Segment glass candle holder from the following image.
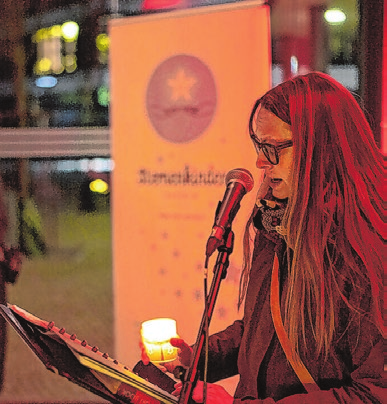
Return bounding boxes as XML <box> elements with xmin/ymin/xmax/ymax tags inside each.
<box><xmin>141</xmin><ymin>318</ymin><xmax>178</xmax><ymax>363</ymax></box>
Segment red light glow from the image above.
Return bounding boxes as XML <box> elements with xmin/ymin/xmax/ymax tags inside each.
<box><xmin>142</xmin><ymin>0</ymin><xmax>183</xmax><ymax>10</ymax></box>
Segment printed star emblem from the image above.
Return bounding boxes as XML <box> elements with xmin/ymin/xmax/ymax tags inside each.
<box><xmin>175</xmin><ymin>289</ymin><xmax>182</xmax><ymax>298</ymax></box>
<box><xmin>168</xmin><ymin>68</ymin><xmax>196</xmax><ymax>101</ymax></box>
<box><xmin>217</xmin><ymin>306</ymin><xmax>227</xmax><ymax>319</ymax></box>
<box><xmin>159</xmin><ymin>267</ymin><xmax>167</xmax><ymax>276</ymax></box>
<box><xmin>193</xmin><ymin>289</ymin><xmax>202</xmax><ymax>301</ymax></box>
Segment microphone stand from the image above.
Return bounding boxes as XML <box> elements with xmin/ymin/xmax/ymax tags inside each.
<box><xmin>178</xmin><ymin>228</ymin><xmax>234</xmax><ymax>404</ymax></box>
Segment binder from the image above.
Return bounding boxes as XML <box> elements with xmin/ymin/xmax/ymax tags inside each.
<box><xmin>0</xmin><ymin>303</ymin><xmax>177</xmax><ymax>404</ymax></box>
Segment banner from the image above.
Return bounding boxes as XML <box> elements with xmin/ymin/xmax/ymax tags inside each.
<box><xmin>109</xmin><ymin>0</ymin><xmax>270</xmax><ymax>392</ymax></box>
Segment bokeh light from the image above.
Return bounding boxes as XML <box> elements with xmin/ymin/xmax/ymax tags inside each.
<box><xmin>89</xmin><ymin>179</ymin><xmax>109</xmax><ymax>194</ymax></box>
<box><xmin>61</xmin><ymin>21</ymin><xmax>79</xmax><ymax>41</ymax></box>
<box><xmin>324</xmin><ymin>9</ymin><xmax>346</xmax><ymax>25</ymax></box>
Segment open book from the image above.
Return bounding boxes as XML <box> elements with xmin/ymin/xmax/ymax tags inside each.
<box><xmin>0</xmin><ymin>303</ymin><xmax>178</xmax><ymax>404</ymax></box>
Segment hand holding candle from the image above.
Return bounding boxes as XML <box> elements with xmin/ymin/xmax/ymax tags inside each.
<box><xmin>141</xmin><ymin>318</ymin><xmax>179</xmax><ymax>363</ymax></box>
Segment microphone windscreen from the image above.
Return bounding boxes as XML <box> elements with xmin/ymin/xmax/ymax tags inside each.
<box><xmin>225</xmin><ymin>168</ymin><xmax>254</xmax><ymax>193</ymax></box>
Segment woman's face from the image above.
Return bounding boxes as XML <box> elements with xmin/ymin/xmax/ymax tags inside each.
<box><xmin>253</xmin><ymin>107</ymin><xmax>294</xmax><ymax>199</ymax></box>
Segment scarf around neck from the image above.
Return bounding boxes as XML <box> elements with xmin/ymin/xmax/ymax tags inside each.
<box><xmin>253</xmin><ymin>188</ymin><xmax>287</xmax><ymax>243</ymax></box>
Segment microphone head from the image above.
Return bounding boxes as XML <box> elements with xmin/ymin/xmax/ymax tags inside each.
<box><xmin>225</xmin><ymin>168</ymin><xmax>254</xmax><ymax>193</ymax></box>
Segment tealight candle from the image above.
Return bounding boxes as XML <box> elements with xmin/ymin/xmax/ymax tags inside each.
<box><xmin>141</xmin><ymin>318</ymin><xmax>178</xmax><ymax>363</ymax></box>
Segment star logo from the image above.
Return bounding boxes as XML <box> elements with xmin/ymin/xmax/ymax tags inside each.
<box><xmin>168</xmin><ymin>68</ymin><xmax>197</xmax><ymax>102</ymax></box>
<box><xmin>146</xmin><ymin>54</ymin><xmax>217</xmax><ymax>143</ymax></box>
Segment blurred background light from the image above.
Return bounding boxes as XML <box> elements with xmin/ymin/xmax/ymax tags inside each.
<box><xmin>90</xmin><ymin>178</ymin><xmax>109</xmax><ymax>194</ymax></box>
<box><xmin>324</xmin><ymin>9</ymin><xmax>347</xmax><ymax>25</ymax></box>
<box><xmin>61</xmin><ymin>21</ymin><xmax>79</xmax><ymax>41</ymax></box>
<box><xmin>290</xmin><ymin>55</ymin><xmax>298</xmax><ymax>75</ymax></box>
<box><xmin>97</xmin><ymin>85</ymin><xmax>110</xmax><ymax>107</ymax></box>
<box><xmin>96</xmin><ymin>33</ymin><xmax>110</xmax><ymax>52</ymax></box>
<box><xmin>143</xmin><ymin>0</ymin><xmax>183</xmax><ymax>10</ymax></box>
<box><xmin>35</xmin><ymin>75</ymin><xmax>57</xmax><ymax>88</ymax></box>
<box><xmin>35</xmin><ymin>58</ymin><xmax>52</xmax><ymax>74</ymax></box>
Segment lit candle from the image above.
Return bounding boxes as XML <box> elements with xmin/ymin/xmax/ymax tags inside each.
<box><xmin>141</xmin><ymin>318</ymin><xmax>178</xmax><ymax>363</ymax></box>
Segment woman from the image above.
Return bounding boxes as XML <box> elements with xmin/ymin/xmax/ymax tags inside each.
<box><xmin>143</xmin><ymin>72</ymin><xmax>385</xmax><ymax>403</ymax></box>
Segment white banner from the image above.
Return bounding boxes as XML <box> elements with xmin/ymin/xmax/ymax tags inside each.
<box><xmin>109</xmin><ymin>0</ymin><xmax>270</xmax><ymax>393</ymax></box>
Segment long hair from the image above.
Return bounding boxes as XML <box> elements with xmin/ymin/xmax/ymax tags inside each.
<box><xmin>239</xmin><ymin>72</ymin><xmax>385</xmax><ymax>357</ymax></box>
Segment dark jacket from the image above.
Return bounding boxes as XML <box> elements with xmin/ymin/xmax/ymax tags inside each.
<box><xmin>202</xmin><ymin>230</ymin><xmax>384</xmax><ymax>403</ymax></box>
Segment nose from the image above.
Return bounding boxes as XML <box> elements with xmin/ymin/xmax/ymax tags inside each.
<box><xmin>255</xmin><ymin>149</ymin><xmax>271</xmax><ymax>169</ymax></box>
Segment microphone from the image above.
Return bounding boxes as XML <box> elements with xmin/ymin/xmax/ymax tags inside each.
<box><xmin>205</xmin><ymin>168</ymin><xmax>254</xmax><ymax>258</ymax></box>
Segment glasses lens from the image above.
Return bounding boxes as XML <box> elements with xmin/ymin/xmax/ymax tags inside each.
<box><xmin>263</xmin><ymin>145</ymin><xmax>277</xmax><ymax>165</ymax></box>
<box><xmin>251</xmin><ymin>137</ymin><xmax>261</xmax><ymax>154</ymax></box>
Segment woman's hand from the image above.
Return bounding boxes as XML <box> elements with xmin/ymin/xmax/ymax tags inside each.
<box><xmin>140</xmin><ymin>337</ymin><xmax>193</xmax><ymax>374</ymax></box>
<box><xmin>173</xmin><ymin>381</ymin><xmax>233</xmax><ymax>404</ymax></box>
<box><xmin>169</xmin><ymin>337</ymin><xmax>192</xmax><ymax>368</ymax></box>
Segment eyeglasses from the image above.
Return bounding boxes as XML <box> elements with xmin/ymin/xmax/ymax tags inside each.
<box><xmin>250</xmin><ymin>133</ymin><xmax>293</xmax><ymax>165</ymax></box>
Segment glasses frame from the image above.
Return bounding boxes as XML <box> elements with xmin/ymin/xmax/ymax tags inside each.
<box><xmin>250</xmin><ymin>133</ymin><xmax>293</xmax><ymax>165</ymax></box>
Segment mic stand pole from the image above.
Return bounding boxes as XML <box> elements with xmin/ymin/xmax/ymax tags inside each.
<box><xmin>178</xmin><ymin>229</ymin><xmax>234</xmax><ymax>404</ymax></box>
